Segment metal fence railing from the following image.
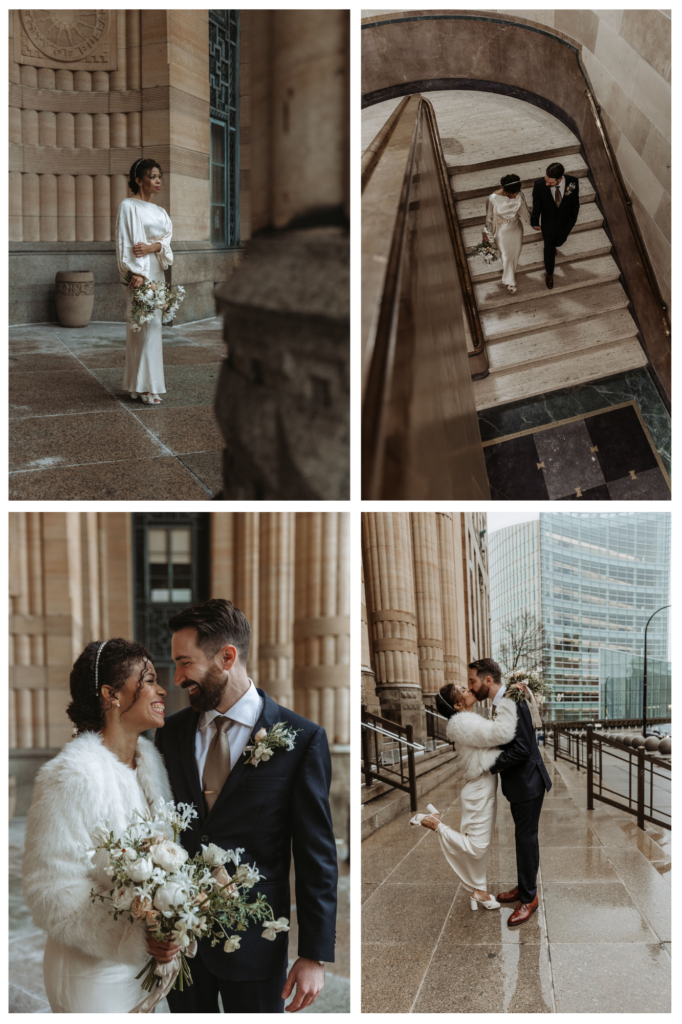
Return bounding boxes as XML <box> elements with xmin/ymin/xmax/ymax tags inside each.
<box><xmin>361</xmin><ymin>708</ymin><xmax>423</xmax><ymax>811</ymax></box>
<box><xmin>425</xmin><ymin>707</ymin><xmax>451</xmax><ymax>746</ymax></box>
<box><xmin>548</xmin><ymin>719</ymin><xmax>671</xmax><ymax>831</ymax></box>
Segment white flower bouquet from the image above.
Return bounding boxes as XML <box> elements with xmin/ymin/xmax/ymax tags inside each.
<box><xmin>468</xmin><ymin>239</ymin><xmax>500</xmax><ymax>264</ymax></box>
<box><xmin>244</xmin><ymin>722</ymin><xmax>301</xmax><ymax>767</ymax></box>
<box><xmin>504</xmin><ymin>669</ymin><xmax>551</xmax><ymax>704</ymax></box>
<box><xmin>89</xmin><ymin>799</ymin><xmax>285</xmax><ymax>1004</ymax></box>
<box><xmin>122</xmin><ymin>271</ymin><xmax>185</xmax><ymax>332</ymax></box>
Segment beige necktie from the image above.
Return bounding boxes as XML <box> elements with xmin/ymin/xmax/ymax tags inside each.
<box><xmin>555</xmin><ymin>184</ymin><xmax>562</xmax><ymax>207</ymax></box>
<box><xmin>202</xmin><ymin>716</ymin><xmax>231</xmax><ymax>812</ymax></box>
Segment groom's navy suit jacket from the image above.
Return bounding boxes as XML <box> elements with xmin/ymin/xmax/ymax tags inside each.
<box><xmin>155</xmin><ymin>690</ymin><xmax>338</xmax><ymax>981</ymax></box>
<box><xmin>489</xmin><ymin>700</ymin><xmax>552</xmax><ymax>803</ymax></box>
<box><xmin>530</xmin><ymin>173</ymin><xmax>580</xmax><ymax>242</ymax></box>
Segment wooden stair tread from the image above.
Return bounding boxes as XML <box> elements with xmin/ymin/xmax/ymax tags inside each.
<box><xmin>469</xmin><ymin>227</ymin><xmax>612</xmax><ymax>282</ymax></box>
<box><xmin>452</xmin><ymin>154</ymin><xmax>588</xmax><ymax>200</ymax></box>
<box><xmin>480</xmin><ymin>280</ymin><xmax>631</xmax><ymax>342</ymax></box>
<box><xmin>476</xmin><ymin>254</ymin><xmax>620</xmax><ymax>311</ymax></box>
<box><xmin>455</xmin><ymin>181</ymin><xmax>596</xmax><ymax>226</ymax></box>
<box><xmin>485</xmin><ymin>307</ymin><xmax>639</xmax><ymax>373</ymax></box>
<box><xmin>445</xmin><ymin>141</ymin><xmax>580</xmax><ymax>176</ymax></box>
<box><xmin>462</xmin><ymin>203</ymin><xmax>604</xmax><ymax>250</ymax></box>
<box><xmin>474</xmin><ymin>337</ymin><xmax>648</xmax><ymax>410</ymax></box>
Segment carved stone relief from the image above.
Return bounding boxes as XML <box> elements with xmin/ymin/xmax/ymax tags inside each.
<box><xmin>14</xmin><ymin>10</ymin><xmax>117</xmax><ymax>71</ymax></box>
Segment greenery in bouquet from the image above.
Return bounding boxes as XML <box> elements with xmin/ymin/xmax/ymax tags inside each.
<box><xmin>468</xmin><ymin>239</ymin><xmax>500</xmax><ymax>263</ymax></box>
<box><xmin>504</xmin><ymin>669</ymin><xmax>551</xmax><ymax>706</ymax></box>
<box><xmin>122</xmin><ymin>271</ymin><xmax>185</xmax><ymax>332</ymax></box>
<box><xmin>89</xmin><ymin>800</ymin><xmax>285</xmax><ymax>994</ymax></box>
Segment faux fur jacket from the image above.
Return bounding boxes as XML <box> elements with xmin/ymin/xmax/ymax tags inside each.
<box><xmin>447</xmin><ymin>700</ymin><xmax>518</xmax><ymax>781</ymax></box>
<box><xmin>22</xmin><ymin>731</ymin><xmax>173</xmax><ymax>966</ymax></box>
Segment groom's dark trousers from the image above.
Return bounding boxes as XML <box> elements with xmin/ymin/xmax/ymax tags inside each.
<box><xmin>489</xmin><ymin>700</ymin><xmax>552</xmax><ymax>904</ymax></box>
<box><xmin>156</xmin><ymin>690</ymin><xmax>338</xmax><ymax>1014</ymax></box>
<box><xmin>530</xmin><ymin>174</ymin><xmax>580</xmax><ymax>276</ymax></box>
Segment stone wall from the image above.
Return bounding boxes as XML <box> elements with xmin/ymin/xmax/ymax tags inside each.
<box><xmin>8</xmin><ymin>9</ymin><xmax>246</xmax><ymax>324</ymax></box>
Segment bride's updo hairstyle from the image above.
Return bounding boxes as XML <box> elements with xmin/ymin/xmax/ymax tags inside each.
<box><xmin>435</xmin><ymin>683</ymin><xmax>465</xmax><ymax>719</ymax></box>
<box><xmin>67</xmin><ymin>638</ymin><xmax>152</xmax><ymax>735</ymax></box>
<box><xmin>128</xmin><ymin>158</ymin><xmax>163</xmax><ymax>196</ymax></box>
<box><xmin>500</xmin><ymin>173</ymin><xmax>522</xmax><ymax>194</ymax></box>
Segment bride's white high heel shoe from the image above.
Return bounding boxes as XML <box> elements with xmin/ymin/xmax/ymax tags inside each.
<box><xmin>470</xmin><ymin>890</ymin><xmax>501</xmax><ymax>911</ymax></box>
<box><xmin>129</xmin><ymin>392</ymin><xmax>138</xmax><ymax>400</ymax></box>
<box><xmin>141</xmin><ymin>393</ymin><xmax>162</xmax><ymax>405</ymax></box>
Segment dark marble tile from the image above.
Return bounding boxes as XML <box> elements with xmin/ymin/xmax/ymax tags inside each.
<box><xmin>484</xmin><ymin>433</ymin><xmax>549</xmax><ymax>500</ymax></box>
<box><xmin>9</xmin><ymin>456</ymin><xmax>212</xmax><ymax>500</ymax></box>
<box><xmin>585</xmin><ymin>404</ymin><xmax>659</xmax><ymax>481</ymax></box>
<box><xmin>607</xmin><ymin>467</ymin><xmax>671</xmax><ymax>499</ymax></box>
<box><xmin>534</xmin><ymin>419</ymin><xmax>606</xmax><ymax>499</ymax></box>
<box><xmin>9</xmin><ymin>411</ymin><xmax>167</xmax><ymax>472</ymax></box>
<box><xmin>560</xmin><ymin>482</ymin><xmax>611</xmax><ymax>500</ymax></box>
<box><xmin>135</xmin><ymin>405</ymin><xmax>223</xmax><ymax>454</ymax></box>
<box><xmin>9</xmin><ymin>369</ymin><xmax>118</xmax><ymax>419</ymax></box>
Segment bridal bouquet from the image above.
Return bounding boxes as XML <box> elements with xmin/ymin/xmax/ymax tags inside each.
<box><xmin>468</xmin><ymin>239</ymin><xmax>500</xmax><ymax>263</ymax></box>
<box><xmin>122</xmin><ymin>271</ymin><xmax>186</xmax><ymax>331</ymax></box>
<box><xmin>504</xmin><ymin>669</ymin><xmax>551</xmax><ymax>705</ymax></box>
<box><xmin>89</xmin><ymin>799</ymin><xmax>285</xmax><ymax>1006</ymax></box>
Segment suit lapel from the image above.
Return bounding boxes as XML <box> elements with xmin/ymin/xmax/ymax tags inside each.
<box><xmin>204</xmin><ymin>690</ymin><xmax>281</xmax><ymax>825</ymax></box>
<box><xmin>180</xmin><ymin>709</ymin><xmax>205</xmax><ymax>818</ymax></box>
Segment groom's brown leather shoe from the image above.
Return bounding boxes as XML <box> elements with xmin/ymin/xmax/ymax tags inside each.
<box><xmin>545</xmin><ymin>273</ymin><xmax>554</xmax><ymax>289</ymax></box>
<box><xmin>496</xmin><ymin>886</ymin><xmax>519</xmax><ymax>903</ymax></box>
<box><xmin>508</xmin><ymin>895</ymin><xmax>539</xmax><ymax>926</ymax></box>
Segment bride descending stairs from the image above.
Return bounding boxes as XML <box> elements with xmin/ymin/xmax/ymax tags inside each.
<box><xmin>450</xmin><ymin>133</ymin><xmax>647</xmax><ymax>410</ymax></box>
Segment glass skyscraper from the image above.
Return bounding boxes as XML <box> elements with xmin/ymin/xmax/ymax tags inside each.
<box><xmin>490</xmin><ymin>513</ymin><xmax>670</xmax><ymax>721</ymax></box>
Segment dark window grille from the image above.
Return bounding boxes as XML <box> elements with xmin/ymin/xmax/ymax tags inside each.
<box><xmin>209</xmin><ymin>10</ymin><xmax>240</xmax><ymax>246</ymax></box>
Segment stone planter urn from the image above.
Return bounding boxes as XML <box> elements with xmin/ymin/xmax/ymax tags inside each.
<box><xmin>55</xmin><ymin>270</ymin><xmax>95</xmax><ymax>327</ymax></box>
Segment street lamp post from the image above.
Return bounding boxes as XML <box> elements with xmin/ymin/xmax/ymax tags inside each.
<box><xmin>642</xmin><ymin>604</ymin><xmax>670</xmax><ymax>738</ymax></box>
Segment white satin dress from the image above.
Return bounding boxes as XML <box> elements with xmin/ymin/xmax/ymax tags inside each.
<box><xmin>115</xmin><ymin>198</ymin><xmax>174</xmax><ymax>396</ymax></box>
<box><xmin>434</xmin><ymin>771</ymin><xmax>498</xmax><ymax>892</ymax></box>
<box><xmin>484</xmin><ymin>191</ymin><xmax>531</xmax><ymax>288</ymax></box>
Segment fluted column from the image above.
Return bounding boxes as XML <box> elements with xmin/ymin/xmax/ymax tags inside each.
<box><xmin>437</xmin><ymin>512</ymin><xmax>466</xmax><ymax>688</ymax></box>
<box><xmin>361</xmin><ymin>562</ymin><xmax>380</xmax><ymax>715</ymax></box>
<box><xmin>233</xmin><ymin>514</ymin><xmax>260</xmax><ymax>685</ymax></box>
<box><xmin>411</xmin><ymin>513</ymin><xmax>445</xmax><ymax>702</ymax></box>
<box><xmin>294</xmin><ymin>513</ymin><xmax>350</xmax><ymax>746</ymax></box>
<box><xmin>361</xmin><ymin>512</ymin><xmax>425</xmax><ymax>741</ymax></box>
<box><xmin>258</xmin><ymin>513</ymin><xmax>295</xmax><ymax>707</ymax></box>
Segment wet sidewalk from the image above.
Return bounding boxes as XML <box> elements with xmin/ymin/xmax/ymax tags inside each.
<box><xmin>362</xmin><ymin>750</ymin><xmax>670</xmax><ymax>1012</ymax></box>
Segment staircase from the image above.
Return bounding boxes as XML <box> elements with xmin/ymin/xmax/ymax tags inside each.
<box><xmin>361</xmin><ymin>744</ymin><xmax>461</xmax><ymax>839</ymax></box>
<box><xmin>451</xmin><ymin>146</ymin><xmax>647</xmax><ymax>409</ymax></box>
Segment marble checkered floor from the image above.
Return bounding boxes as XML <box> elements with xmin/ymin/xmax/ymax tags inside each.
<box><xmin>362</xmin><ymin>751</ymin><xmax>670</xmax><ymax>1013</ymax></box>
<box><xmin>9</xmin><ymin>818</ymin><xmax>350</xmax><ymax>1013</ymax></box>
<box><xmin>9</xmin><ymin>318</ymin><xmax>226</xmax><ymax>500</ymax></box>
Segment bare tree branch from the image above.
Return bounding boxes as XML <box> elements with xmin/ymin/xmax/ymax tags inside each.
<box><xmin>496</xmin><ymin>610</ymin><xmax>543</xmax><ymax>675</ymax></box>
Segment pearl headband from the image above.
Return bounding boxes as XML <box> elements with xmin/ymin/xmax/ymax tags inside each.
<box><xmin>94</xmin><ymin>641</ymin><xmax>108</xmax><ymax>693</ymax></box>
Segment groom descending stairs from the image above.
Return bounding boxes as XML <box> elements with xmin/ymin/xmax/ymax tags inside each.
<box><xmin>530</xmin><ymin>161</ymin><xmax>580</xmax><ymax>290</ymax></box>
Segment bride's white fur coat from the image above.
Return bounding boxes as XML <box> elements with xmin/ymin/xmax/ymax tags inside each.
<box><xmin>22</xmin><ymin>731</ymin><xmax>172</xmax><ymax>965</ymax></box>
<box><xmin>447</xmin><ymin>699</ymin><xmax>518</xmax><ymax>781</ymax></box>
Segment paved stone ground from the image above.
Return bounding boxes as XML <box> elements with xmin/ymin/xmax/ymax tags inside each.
<box><xmin>9</xmin><ymin>318</ymin><xmax>226</xmax><ymax>500</ymax></box>
<box><xmin>10</xmin><ymin>819</ymin><xmax>349</xmax><ymax>1013</ymax></box>
<box><xmin>362</xmin><ymin>751</ymin><xmax>670</xmax><ymax>1013</ymax></box>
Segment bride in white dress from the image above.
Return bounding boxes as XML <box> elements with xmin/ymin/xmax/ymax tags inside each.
<box><xmin>420</xmin><ymin>684</ymin><xmax>518</xmax><ymax>909</ymax></box>
<box><xmin>23</xmin><ymin>639</ymin><xmax>180</xmax><ymax>1013</ymax></box>
<box><xmin>482</xmin><ymin>173</ymin><xmax>531</xmax><ymax>295</ymax></box>
<box><xmin>116</xmin><ymin>159</ymin><xmax>174</xmax><ymax>405</ymax></box>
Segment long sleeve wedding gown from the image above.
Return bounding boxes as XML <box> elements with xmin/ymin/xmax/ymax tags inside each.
<box><xmin>483</xmin><ymin>191</ymin><xmax>531</xmax><ymax>289</ymax></box>
<box><xmin>116</xmin><ymin>198</ymin><xmax>174</xmax><ymax>396</ymax></box>
<box><xmin>434</xmin><ymin>700</ymin><xmax>518</xmax><ymax>892</ymax></box>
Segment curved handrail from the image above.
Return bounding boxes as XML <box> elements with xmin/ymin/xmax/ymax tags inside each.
<box><xmin>420</xmin><ymin>96</ymin><xmax>487</xmax><ymax>362</ymax></box>
<box><xmin>582</xmin><ymin>88</ymin><xmax>670</xmax><ymax>341</ymax></box>
<box><xmin>361</xmin><ymin>95</ymin><xmax>411</xmax><ymax>193</ymax></box>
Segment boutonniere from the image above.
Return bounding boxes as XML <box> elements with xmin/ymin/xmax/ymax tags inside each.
<box><xmin>244</xmin><ymin>722</ymin><xmax>301</xmax><ymax>767</ymax></box>
<box><xmin>565</xmin><ymin>182</ymin><xmax>576</xmax><ymax>194</ymax></box>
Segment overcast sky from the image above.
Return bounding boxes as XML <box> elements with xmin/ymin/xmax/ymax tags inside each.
<box><xmin>487</xmin><ymin>511</ymin><xmax>540</xmax><ymax>534</ymax></box>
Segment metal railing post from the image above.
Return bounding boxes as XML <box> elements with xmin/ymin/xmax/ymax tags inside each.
<box><xmin>406</xmin><ymin>723</ymin><xmax>418</xmax><ymax>812</ymax></box>
<box><xmin>361</xmin><ymin>709</ymin><xmax>373</xmax><ymax>788</ymax></box>
<box><xmin>587</xmin><ymin>726</ymin><xmax>594</xmax><ymax>810</ymax></box>
<box><xmin>553</xmin><ymin>724</ymin><xmax>558</xmax><ymax>761</ymax></box>
<box><xmin>636</xmin><ymin>746</ymin><xmax>645</xmax><ymax>831</ymax></box>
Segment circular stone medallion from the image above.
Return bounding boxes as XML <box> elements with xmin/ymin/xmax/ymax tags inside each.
<box><xmin>21</xmin><ymin>10</ymin><xmax>108</xmax><ymax>63</ymax></box>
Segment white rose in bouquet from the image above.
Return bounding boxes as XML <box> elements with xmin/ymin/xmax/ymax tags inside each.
<box><xmin>128</xmin><ymin>855</ymin><xmax>155</xmax><ymax>882</ymax></box>
<box><xmin>150</xmin><ymin>840</ymin><xmax>189</xmax><ymax>873</ymax></box>
<box><xmin>153</xmin><ymin>880</ymin><xmax>191</xmax><ymax>915</ymax></box>
<box><xmin>113</xmin><ymin>886</ymin><xmax>135</xmax><ymax>911</ymax></box>
<box><xmin>201</xmin><ymin>843</ymin><xmax>229</xmax><ymax>867</ymax></box>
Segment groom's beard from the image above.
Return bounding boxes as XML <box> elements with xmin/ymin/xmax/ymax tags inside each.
<box><xmin>182</xmin><ymin>663</ymin><xmax>228</xmax><ymax>712</ymax></box>
<box><xmin>472</xmin><ymin>681</ymin><xmax>490</xmax><ymax>701</ymax></box>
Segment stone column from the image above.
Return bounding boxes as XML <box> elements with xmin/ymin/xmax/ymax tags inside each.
<box><xmin>437</xmin><ymin>512</ymin><xmax>466</xmax><ymax>688</ymax></box>
<box><xmin>258</xmin><ymin>513</ymin><xmax>295</xmax><ymax>708</ymax></box>
<box><xmin>361</xmin><ymin>512</ymin><xmax>425</xmax><ymax>743</ymax></box>
<box><xmin>410</xmin><ymin>513</ymin><xmax>445</xmax><ymax>705</ymax></box>
<box><xmin>361</xmin><ymin>562</ymin><xmax>380</xmax><ymax>715</ymax></box>
<box><xmin>232</xmin><ymin>514</ymin><xmax>260</xmax><ymax>686</ymax></box>
<box><xmin>213</xmin><ymin>10</ymin><xmax>349</xmax><ymax>500</ymax></box>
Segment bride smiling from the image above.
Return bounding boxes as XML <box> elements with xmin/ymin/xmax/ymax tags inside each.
<box><xmin>22</xmin><ymin>639</ymin><xmax>180</xmax><ymax>1013</ymax></box>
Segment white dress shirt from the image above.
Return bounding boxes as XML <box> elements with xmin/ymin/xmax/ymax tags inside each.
<box><xmin>195</xmin><ymin>679</ymin><xmax>263</xmax><ymax>783</ymax></box>
<box><xmin>492</xmin><ymin>683</ymin><xmax>508</xmax><ymax>710</ymax></box>
<box><xmin>550</xmin><ymin>176</ymin><xmax>566</xmax><ymax>199</ymax></box>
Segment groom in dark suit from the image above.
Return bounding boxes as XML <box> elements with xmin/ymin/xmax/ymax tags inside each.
<box><xmin>530</xmin><ymin>160</ymin><xmax>580</xmax><ymax>289</ymax></box>
<box><xmin>467</xmin><ymin>658</ymin><xmax>551</xmax><ymax>926</ymax></box>
<box><xmin>153</xmin><ymin>598</ymin><xmax>338</xmax><ymax>1013</ymax></box>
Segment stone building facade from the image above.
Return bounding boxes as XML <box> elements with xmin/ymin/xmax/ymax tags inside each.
<box><xmin>9</xmin><ymin>511</ymin><xmax>350</xmax><ymax>840</ymax></box>
<box><xmin>361</xmin><ymin>511</ymin><xmax>490</xmax><ymax>744</ymax></box>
